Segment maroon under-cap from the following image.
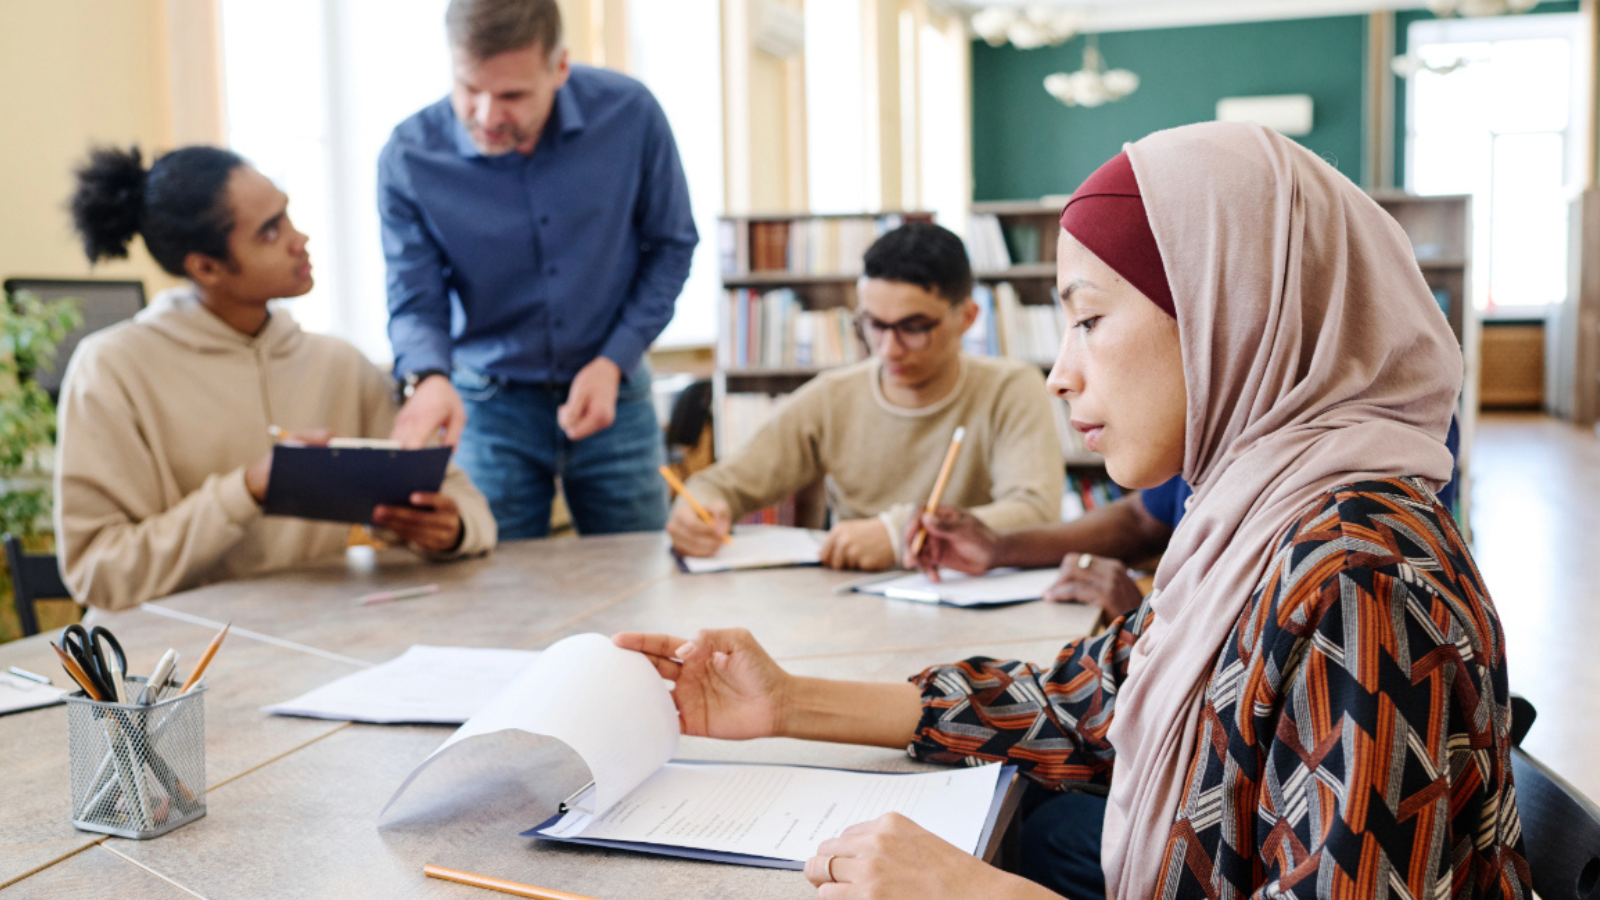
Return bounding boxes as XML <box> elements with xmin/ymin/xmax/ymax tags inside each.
<box><xmin>1058</xmin><ymin>151</ymin><xmax>1176</xmax><ymax>319</ymax></box>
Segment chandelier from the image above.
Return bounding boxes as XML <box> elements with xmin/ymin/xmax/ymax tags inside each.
<box><xmin>1392</xmin><ymin>0</ymin><xmax>1539</xmax><ymax>76</ymax></box>
<box><xmin>1425</xmin><ymin>0</ymin><xmax>1539</xmax><ymax>14</ymax></box>
<box><xmin>970</xmin><ymin>6</ymin><xmax>1080</xmax><ymax>50</ymax></box>
<box><xmin>1044</xmin><ymin>35</ymin><xmax>1139</xmax><ymax>108</ymax></box>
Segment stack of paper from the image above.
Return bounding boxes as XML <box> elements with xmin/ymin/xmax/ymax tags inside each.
<box><xmin>853</xmin><ymin>568</ymin><xmax>1059</xmax><ymax>607</ymax></box>
<box><xmin>264</xmin><ymin>646</ymin><xmax>540</xmax><ymax>724</ymax></box>
<box><xmin>679</xmin><ymin>525</ymin><xmax>824</xmax><ymax>574</ymax></box>
<box><xmin>0</xmin><ymin>671</ymin><xmax>66</xmax><ymax>716</ymax></box>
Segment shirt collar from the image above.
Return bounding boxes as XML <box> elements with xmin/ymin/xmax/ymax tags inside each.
<box><xmin>449</xmin><ymin>78</ymin><xmax>587</xmax><ymax>160</ymax></box>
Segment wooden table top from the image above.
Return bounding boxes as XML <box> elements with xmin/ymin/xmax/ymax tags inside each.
<box><xmin>0</xmin><ymin>534</ymin><xmax>1095</xmax><ymax>898</ymax></box>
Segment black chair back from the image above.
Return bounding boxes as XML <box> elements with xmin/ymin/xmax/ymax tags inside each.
<box><xmin>1512</xmin><ymin>747</ymin><xmax>1600</xmax><ymax>899</ymax></box>
<box><xmin>4</xmin><ymin>277</ymin><xmax>146</xmax><ymax>402</ymax></box>
<box><xmin>3</xmin><ymin>534</ymin><xmax>72</xmax><ymax>638</ymax></box>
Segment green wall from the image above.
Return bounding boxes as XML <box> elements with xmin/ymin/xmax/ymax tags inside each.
<box><xmin>971</xmin><ymin>16</ymin><xmax>1369</xmax><ymax>201</ymax></box>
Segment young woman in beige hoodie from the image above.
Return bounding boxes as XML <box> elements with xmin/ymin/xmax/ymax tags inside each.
<box><xmin>56</xmin><ymin>146</ymin><xmax>496</xmax><ymax>611</ymax></box>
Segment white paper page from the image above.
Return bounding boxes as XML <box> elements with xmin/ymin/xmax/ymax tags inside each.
<box><xmin>856</xmin><ymin>567</ymin><xmax>1059</xmax><ymax>606</ymax></box>
<box><xmin>0</xmin><ymin>672</ymin><xmax>66</xmax><ymax>715</ymax></box>
<box><xmin>541</xmin><ymin>762</ymin><xmax>1001</xmax><ymax>863</ymax></box>
<box><xmin>681</xmin><ymin>525</ymin><xmax>823</xmax><ymax>574</ymax></box>
<box><xmin>263</xmin><ymin>646</ymin><xmax>539</xmax><ymax>724</ymax></box>
<box><xmin>382</xmin><ymin>633</ymin><xmax>679</xmax><ymax>817</ymax></box>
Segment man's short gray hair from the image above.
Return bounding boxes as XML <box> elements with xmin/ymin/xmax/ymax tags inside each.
<box><xmin>446</xmin><ymin>0</ymin><xmax>563</xmax><ymax>62</ymax></box>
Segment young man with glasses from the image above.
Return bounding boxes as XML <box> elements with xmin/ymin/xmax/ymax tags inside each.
<box><xmin>669</xmin><ymin>222</ymin><xmax>1062</xmax><ymax>570</ymax></box>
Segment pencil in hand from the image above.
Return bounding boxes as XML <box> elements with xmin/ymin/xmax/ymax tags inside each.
<box><xmin>908</xmin><ymin>426</ymin><xmax>966</xmax><ymax>559</ymax></box>
<box><xmin>657</xmin><ymin>465</ymin><xmax>733</xmax><ymax>546</ymax></box>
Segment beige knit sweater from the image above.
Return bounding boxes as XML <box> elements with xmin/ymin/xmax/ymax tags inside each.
<box><xmin>686</xmin><ymin>355</ymin><xmax>1062</xmax><ymax>557</ymax></box>
<box><xmin>53</xmin><ymin>287</ymin><xmax>496</xmax><ymax>611</ymax></box>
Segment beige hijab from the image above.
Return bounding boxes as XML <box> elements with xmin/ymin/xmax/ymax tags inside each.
<box><xmin>1099</xmin><ymin>122</ymin><xmax>1461</xmax><ymax>898</ymax></box>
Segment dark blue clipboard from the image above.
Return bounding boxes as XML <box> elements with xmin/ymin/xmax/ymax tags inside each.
<box><xmin>262</xmin><ymin>445</ymin><xmax>451</xmax><ymax>524</ymax></box>
<box><xmin>521</xmin><ymin>762</ymin><xmax>1018</xmax><ymax>870</ymax></box>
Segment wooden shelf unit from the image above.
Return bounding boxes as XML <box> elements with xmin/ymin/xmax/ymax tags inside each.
<box><xmin>1371</xmin><ymin>191</ymin><xmax>1476</xmax><ymax>531</ymax></box>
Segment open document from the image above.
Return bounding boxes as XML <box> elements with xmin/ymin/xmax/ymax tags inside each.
<box><xmin>678</xmin><ymin>524</ymin><xmax>824</xmax><ymax>574</ymax></box>
<box><xmin>382</xmin><ymin>634</ymin><xmax>1012</xmax><ymax>869</ymax></box>
<box><xmin>853</xmin><ymin>567</ymin><xmax>1060</xmax><ymax>607</ymax></box>
<box><xmin>0</xmin><ymin>670</ymin><xmax>66</xmax><ymax>716</ymax></box>
<box><xmin>264</xmin><ymin>646</ymin><xmax>540</xmax><ymax>724</ymax></box>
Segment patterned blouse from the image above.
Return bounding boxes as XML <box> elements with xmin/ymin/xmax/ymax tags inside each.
<box><xmin>909</xmin><ymin>478</ymin><xmax>1530</xmax><ymax>898</ymax></box>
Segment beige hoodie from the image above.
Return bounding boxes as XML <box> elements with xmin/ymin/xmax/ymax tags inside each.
<box><xmin>53</xmin><ymin>286</ymin><xmax>496</xmax><ymax>611</ymax></box>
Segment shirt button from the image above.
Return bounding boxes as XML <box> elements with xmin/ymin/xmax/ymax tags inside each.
<box><xmin>540</xmin><ymin>215</ymin><xmax>551</xmax><ymax>225</ymax></box>
<box><xmin>548</xmin><ymin>266</ymin><xmax>559</xmax><ymax>276</ymax></box>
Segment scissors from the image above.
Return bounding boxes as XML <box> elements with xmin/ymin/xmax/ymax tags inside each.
<box><xmin>60</xmin><ymin>625</ymin><xmax>127</xmax><ymax>702</ymax></box>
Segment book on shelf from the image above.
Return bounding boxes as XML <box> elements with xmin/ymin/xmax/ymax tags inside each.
<box><xmin>727</xmin><ymin>214</ymin><xmax>923</xmax><ymax>275</ymax></box>
<box><xmin>966</xmin><ymin>214</ymin><xmax>1047</xmax><ymax>271</ymax></box>
<box><xmin>973</xmin><ymin>283</ymin><xmax>1064</xmax><ymax>365</ymax></box>
<box><xmin>966</xmin><ymin>214</ymin><xmax>1011</xmax><ymax>271</ymax></box>
<box><xmin>718</xmin><ymin>288</ymin><xmax>865</xmax><ymax>370</ymax></box>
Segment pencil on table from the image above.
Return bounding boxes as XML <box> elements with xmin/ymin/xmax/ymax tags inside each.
<box><xmin>909</xmin><ymin>426</ymin><xmax>966</xmax><ymax>558</ymax></box>
<box><xmin>423</xmin><ymin>864</ymin><xmax>603</xmax><ymax>900</ymax></box>
<box><xmin>657</xmin><ymin>465</ymin><xmax>734</xmax><ymax>545</ymax></box>
<box><xmin>179</xmin><ymin>622</ymin><xmax>230</xmax><ymax>694</ymax></box>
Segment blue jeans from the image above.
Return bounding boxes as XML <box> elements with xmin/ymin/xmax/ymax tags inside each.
<box><xmin>451</xmin><ymin>362</ymin><xmax>668</xmax><ymax>540</ymax></box>
<box><xmin>1018</xmin><ymin>788</ymin><xmax>1108</xmax><ymax>900</ymax></box>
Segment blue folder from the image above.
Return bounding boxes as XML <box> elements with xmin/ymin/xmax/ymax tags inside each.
<box><xmin>521</xmin><ymin>763</ymin><xmax>1019</xmax><ymax>871</ymax></box>
<box><xmin>262</xmin><ymin>445</ymin><xmax>452</xmax><ymax>524</ymax></box>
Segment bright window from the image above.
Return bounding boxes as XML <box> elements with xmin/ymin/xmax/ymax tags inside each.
<box><xmin>1404</xmin><ymin>13</ymin><xmax>1584</xmax><ymax>316</ymax></box>
<box><xmin>221</xmin><ymin>0</ymin><xmax>451</xmax><ymax>363</ymax></box>
<box><xmin>629</xmin><ymin>0</ymin><xmax>723</xmax><ymax>348</ymax></box>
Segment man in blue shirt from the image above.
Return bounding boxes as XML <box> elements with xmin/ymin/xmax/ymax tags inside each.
<box><xmin>379</xmin><ymin>0</ymin><xmax>697</xmax><ymax>539</ymax></box>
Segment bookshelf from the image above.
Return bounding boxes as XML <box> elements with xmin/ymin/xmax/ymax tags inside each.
<box><xmin>1370</xmin><ymin>192</ymin><xmax>1476</xmax><ymax>532</ymax></box>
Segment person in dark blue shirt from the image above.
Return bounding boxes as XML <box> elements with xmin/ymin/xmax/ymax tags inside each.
<box><xmin>379</xmin><ymin>0</ymin><xmax>697</xmax><ymax>539</ymax></box>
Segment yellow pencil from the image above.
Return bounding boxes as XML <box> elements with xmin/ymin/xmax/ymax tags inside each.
<box><xmin>51</xmin><ymin>642</ymin><xmax>104</xmax><ymax>701</ymax></box>
<box><xmin>423</xmin><ymin>864</ymin><xmax>604</xmax><ymax>900</ymax></box>
<box><xmin>909</xmin><ymin>426</ymin><xmax>967</xmax><ymax>558</ymax></box>
<box><xmin>657</xmin><ymin>465</ymin><xmax>733</xmax><ymax>545</ymax></box>
<box><xmin>179</xmin><ymin>622</ymin><xmax>230</xmax><ymax>694</ymax></box>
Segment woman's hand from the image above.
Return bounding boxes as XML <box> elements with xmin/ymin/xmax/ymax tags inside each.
<box><xmin>1043</xmin><ymin>552</ymin><xmax>1145</xmax><ymax>618</ymax></box>
<box><xmin>902</xmin><ymin>507</ymin><xmax>1002</xmax><ymax>579</ymax></box>
<box><xmin>803</xmin><ymin>813</ymin><xmax>1058</xmax><ymax>899</ymax></box>
<box><xmin>613</xmin><ymin>628</ymin><xmax>791</xmax><ymax>740</ymax></box>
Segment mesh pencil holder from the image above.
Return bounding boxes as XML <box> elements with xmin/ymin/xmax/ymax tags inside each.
<box><xmin>65</xmin><ymin>679</ymin><xmax>207</xmax><ymax>839</ymax></box>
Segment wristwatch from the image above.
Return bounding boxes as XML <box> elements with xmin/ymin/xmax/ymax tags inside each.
<box><xmin>400</xmin><ymin>369</ymin><xmax>449</xmax><ymax>400</ymax></box>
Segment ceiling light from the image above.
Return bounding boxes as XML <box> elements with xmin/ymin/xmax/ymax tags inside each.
<box><xmin>971</xmin><ymin>5</ymin><xmax>1080</xmax><ymax>49</ymax></box>
<box><xmin>1044</xmin><ymin>36</ymin><xmax>1138</xmax><ymax>108</ymax></box>
<box><xmin>1426</xmin><ymin>0</ymin><xmax>1541</xmax><ymax>16</ymax></box>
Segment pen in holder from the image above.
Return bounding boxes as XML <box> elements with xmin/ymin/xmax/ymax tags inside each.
<box><xmin>65</xmin><ymin>677</ymin><xmax>207</xmax><ymax>838</ymax></box>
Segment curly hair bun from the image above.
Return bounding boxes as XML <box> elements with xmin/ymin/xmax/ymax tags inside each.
<box><xmin>70</xmin><ymin>145</ymin><xmax>149</xmax><ymax>263</ymax></box>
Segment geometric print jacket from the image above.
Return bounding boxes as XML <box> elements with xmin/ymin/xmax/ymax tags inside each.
<box><xmin>908</xmin><ymin>478</ymin><xmax>1531</xmax><ymax>898</ymax></box>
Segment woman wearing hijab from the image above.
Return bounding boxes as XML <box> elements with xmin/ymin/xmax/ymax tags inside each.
<box><xmin>615</xmin><ymin>121</ymin><xmax>1527</xmax><ymax>899</ymax></box>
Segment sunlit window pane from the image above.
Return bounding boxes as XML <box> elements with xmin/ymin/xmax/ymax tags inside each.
<box><xmin>1405</xmin><ymin>14</ymin><xmax>1579</xmax><ymax>313</ymax></box>
<box><xmin>1489</xmin><ymin>132</ymin><xmax>1568</xmax><ymax>309</ymax></box>
<box><xmin>806</xmin><ymin>0</ymin><xmax>868</xmax><ymax>214</ymax></box>
<box><xmin>1489</xmin><ymin>39</ymin><xmax>1570</xmax><ymax>134</ymax></box>
<box><xmin>631</xmin><ymin>0</ymin><xmax>723</xmax><ymax>348</ymax></box>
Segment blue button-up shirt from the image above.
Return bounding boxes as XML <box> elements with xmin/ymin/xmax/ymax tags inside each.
<box><xmin>378</xmin><ymin>65</ymin><xmax>698</xmax><ymax>383</ymax></box>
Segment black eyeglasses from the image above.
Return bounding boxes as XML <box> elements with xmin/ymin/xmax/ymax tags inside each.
<box><xmin>853</xmin><ymin>310</ymin><xmax>951</xmax><ymax>352</ymax></box>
